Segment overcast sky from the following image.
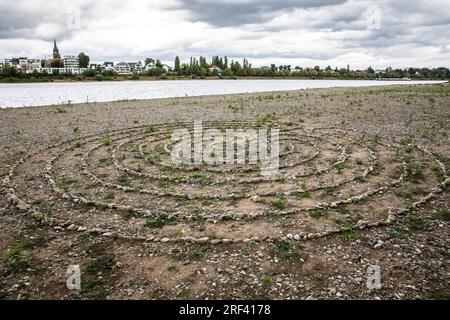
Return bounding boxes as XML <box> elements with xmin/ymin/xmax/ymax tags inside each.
<box><xmin>0</xmin><ymin>0</ymin><xmax>449</xmax><ymax>69</ymax></box>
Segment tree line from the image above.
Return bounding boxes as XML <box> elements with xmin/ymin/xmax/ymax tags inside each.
<box><xmin>1</xmin><ymin>54</ymin><xmax>449</xmax><ymax>80</ymax></box>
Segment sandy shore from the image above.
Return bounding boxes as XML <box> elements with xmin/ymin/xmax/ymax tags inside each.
<box><xmin>0</xmin><ymin>83</ymin><xmax>449</xmax><ymax>299</ymax></box>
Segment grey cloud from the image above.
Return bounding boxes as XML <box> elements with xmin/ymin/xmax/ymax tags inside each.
<box><xmin>168</xmin><ymin>0</ymin><xmax>347</xmax><ymax>27</ymax></box>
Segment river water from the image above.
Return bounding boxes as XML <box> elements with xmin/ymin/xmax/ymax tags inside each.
<box><xmin>0</xmin><ymin>79</ymin><xmax>445</xmax><ymax>108</ymax></box>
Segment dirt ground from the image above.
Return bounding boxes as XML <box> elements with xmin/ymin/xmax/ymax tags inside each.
<box><xmin>0</xmin><ymin>83</ymin><xmax>449</xmax><ymax>300</ymax></box>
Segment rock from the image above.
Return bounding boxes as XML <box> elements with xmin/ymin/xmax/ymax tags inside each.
<box><xmin>286</xmin><ymin>233</ymin><xmax>293</xmax><ymax>239</ymax></box>
<box><xmin>160</xmin><ymin>238</ymin><xmax>170</xmax><ymax>243</ymax></box>
<box><xmin>67</xmin><ymin>224</ymin><xmax>77</xmax><ymax>231</ymax></box>
<box><xmin>102</xmin><ymin>232</ymin><xmax>114</xmax><ymax>237</ymax></box>
<box><xmin>115</xmin><ymin>262</ymin><xmax>123</xmax><ymax>268</ymax></box>
<box><xmin>196</xmin><ymin>237</ymin><xmax>209</xmax><ymax>244</ymax></box>
<box><xmin>374</xmin><ymin>240</ymin><xmax>384</xmax><ymax>249</ymax></box>
<box><xmin>210</xmin><ymin>239</ymin><xmax>222</xmax><ymax>244</ymax></box>
<box><xmin>294</xmin><ymin>234</ymin><xmax>301</xmax><ymax>241</ymax></box>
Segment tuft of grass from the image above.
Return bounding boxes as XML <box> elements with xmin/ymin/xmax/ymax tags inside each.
<box><xmin>3</xmin><ymin>243</ymin><xmax>32</xmax><ymax>273</ymax></box>
<box><xmin>74</xmin><ymin>139</ymin><xmax>81</xmax><ymax>148</ymax></box>
<box><xmin>145</xmin><ymin>217</ymin><xmax>170</xmax><ymax>229</ymax></box>
<box><xmin>406</xmin><ymin>216</ymin><xmax>425</xmax><ymax>231</ymax></box>
<box><xmin>176</xmin><ymin>289</ymin><xmax>189</xmax><ymax>298</ymax></box>
<box><xmin>309</xmin><ymin>210</ymin><xmax>328</xmax><ymax>219</ymax></box>
<box><xmin>261</xmin><ymin>276</ymin><xmax>273</xmax><ymax>288</ymax></box>
<box><xmin>117</xmin><ymin>174</ymin><xmax>130</xmax><ymax>186</ymax></box>
<box><xmin>56</xmin><ymin>177</ymin><xmax>78</xmax><ymax>189</ymax></box>
<box><xmin>85</xmin><ymin>255</ymin><xmax>116</xmax><ymax>274</ymax></box>
<box><xmin>34</xmin><ymin>211</ymin><xmax>55</xmax><ymax>226</ymax></box>
<box><xmin>170</xmin><ymin>246</ymin><xmax>204</xmax><ymax>261</ymax></box>
<box><xmin>146</xmin><ymin>124</ymin><xmax>156</xmax><ymax>134</ymax></box>
<box><xmin>167</xmin><ymin>265</ymin><xmax>178</xmax><ymax>272</ymax></box>
<box><xmin>275</xmin><ymin>241</ymin><xmax>300</xmax><ymax>261</ymax></box>
<box><xmin>298</xmin><ymin>182</ymin><xmax>311</xmax><ymax>199</ymax></box>
<box><xmin>81</xmin><ymin>254</ymin><xmax>116</xmax><ymax>299</ymax></box>
<box><xmin>103</xmin><ymin>136</ymin><xmax>112</xmax><ymax>146</ymax></box>
<box><xmin>55</xmin><ymin>106</ymin><xmax>66</xmax><ymax>114</ymax></box>
<box><xmin>342</xmin><ymin>228</ymin><xmax>358</xmax><ymax>242</ymax></box>
<box><xmin>271</xmin><ymin>195</ymin><xmax>288</xmax><ymax>210</ymax></box>
<box><xmin>437</xmin><ymin>209</ymin><xmax>450</xmax><ymax>221</ymax></box>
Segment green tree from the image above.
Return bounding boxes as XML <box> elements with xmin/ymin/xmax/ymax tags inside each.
<box><xmin>174</xmin><ymin>56</ymin><xmax>181</xmax><ymax>72</ymax></box>
<box><xmin>78</xmin><ymin>52</ymin><xmax>90</xmax><ymax>68</ymax></box>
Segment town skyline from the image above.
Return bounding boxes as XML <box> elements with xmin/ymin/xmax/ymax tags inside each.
<box><xmin>1</xmin><ymin>0</ymin><xmax>449</xmax><ymax>69</ymax></box>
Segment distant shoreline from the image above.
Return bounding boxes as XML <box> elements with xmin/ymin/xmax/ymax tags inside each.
<box><xmin>0</xmin><ymin>75</ymin><xmax>448</xmax><ymax>84</ymax></box>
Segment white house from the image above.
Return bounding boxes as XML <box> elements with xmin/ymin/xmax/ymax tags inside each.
<box><xmin>27</xmin><ymin>67</ymin><xmax>88</xmax><ymax>75</ymax></box>
<box><xmin>114</xmin><ymin>62</ymin><xmax>131</xmax><ymax>74</ymax></box>
<box><xmin>145</xmin><ymin>62</ymin><xmax>156</xmax><ymax>71</ymax></box>
<box><xmin>63</xmin><ymin>55</ymin><xmax>79</xmax><ymax>68</ymax></box>
<box><xmin>209</xmin><ymin>65</ymin><xmax>222</xmax><ymax>74</ymax></box>
<box><xmin>102</xmin><ymin>62</ymin><xmax>114</xmax><ymax>72</ymax></box>
<box><xmin>128</xmin><ymin>62</ymin><xmax>143</xmax><ymax>73</ymax></box>
<box><xmin>27</xmin><ymin>59</ymin><xmax>41</xmax><ymax>70</ymax></box>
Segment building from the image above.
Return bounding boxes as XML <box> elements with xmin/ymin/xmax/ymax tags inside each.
<box><xmin>128</xmin><ymin>62</ymin><xmax>143</xmax><ymax>73</ymax></box>
<box><xmin>102</xmin><ymin>62</ymin><xmax>114</xmax><ymax>72</ymax></box>
<box><xmin>53</xmin><ymin>38</ymin><xmax>61</xmax><ymax>60</ymax></box>
<box><xmin>45</xmin><ymin>38</ymin><xmax>63</xmax><ymax>67</ymax></box>
<box><xmin>145</xmin><ymin>62</ymin><xmax>156</xmax><ymax>71</ymax></box>
<box><xmin>209</xmin><ymin>65</ymin><xmax>222</xmax><ymax>74</ymax></box>
<box><xmin>27</xmin><ymin>59</ymin><xmax>41</xmax><ymax>70</ymax></box>
<box><xmin>63</xmin><ymin>55</ymin><xmax>80</xmax><ymax>68</ymax></box>
<box><xmin>28</xmin><ymin>67</ymin><xmax>88</xmax><ymax>75</ymax></box>
<box><xmin>114</xmin><ymin>62</ymin><xmax>131</xmax><ymax>74</ymax></box>
<box><xmin>4</xmin><ymin>58</ymin><xmax>20</xmax><ymax>71</ymax></box>
<box><xmin>18</xmin><ymin>57</ymin><xmax>28</xmax><ymax>71</ymax></box>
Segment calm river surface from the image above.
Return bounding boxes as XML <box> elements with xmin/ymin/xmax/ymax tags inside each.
<box><xmin>0</xmin><ymin>79</ymin><xmax>445</xmax><ymax>108</ymax></box>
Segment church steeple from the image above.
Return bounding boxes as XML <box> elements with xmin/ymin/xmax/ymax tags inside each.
<box><xmin>53</xmin><ymin>37</ymin><xmax>61</xmax><ymax>60</ymax></box>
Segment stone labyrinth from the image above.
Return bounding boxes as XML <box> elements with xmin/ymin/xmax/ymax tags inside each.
<box><xmin>3</xmin><ymin>120</ymin><xmax>449</xmax><ymax>244</ymax></box>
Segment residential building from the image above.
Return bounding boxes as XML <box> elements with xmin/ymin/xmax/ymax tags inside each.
<box><xmin>27</xmin><ymin>59</ymin><xmax>41</xmax><ymax>70</ymax></box>
<box><xmin>145</xmin><ymin>62</ymin><xmax>156</xmax><ymax>71</ymax></box>
<box><xmin>18</xmin><ymin>57</ymin><xmax>28</xmax><ymax>71</ymax></box>
<box><xmin>28</xmin><ymin>67</ymin><xmax>88</xmax><ymax>75</ymax></box>
<box><xmin>114</xmin><ymin>62</ymin><xmax>131</xmax><ymax>74</ymax></box>
<box><xmin>63</xmin><ymin>55</ymin><xmax>79</xmax><ymax>68</ymax></box>
<box><xmin>209</xmin><ymin>65</ymin><xmax>222</xmax><ymax>73</ymax></box>
<box><xmin>128</xmin><ymin>62</ymin><xmax>143</xmax><ymax>73</ymax></box>
<box><xmin>5</xmin><ymin>58</ymin><xmax>21</xmax><ymax>71</ymax></box>
<box><xmin>102</xmin><ymin>62</ymin><xmax>114</xmax><ymax>71</ymax></box>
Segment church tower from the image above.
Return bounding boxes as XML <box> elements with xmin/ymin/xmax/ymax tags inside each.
<box><xmin>53</xmin><ymin>38</ymin><xmax>61</xmax><ymax>60</ymax></box>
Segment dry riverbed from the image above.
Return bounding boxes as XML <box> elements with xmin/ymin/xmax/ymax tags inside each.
<box><xmin>0</xmin><ymin>83</ymin><xmax>449</xmax><ymax>300</ymax></box>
